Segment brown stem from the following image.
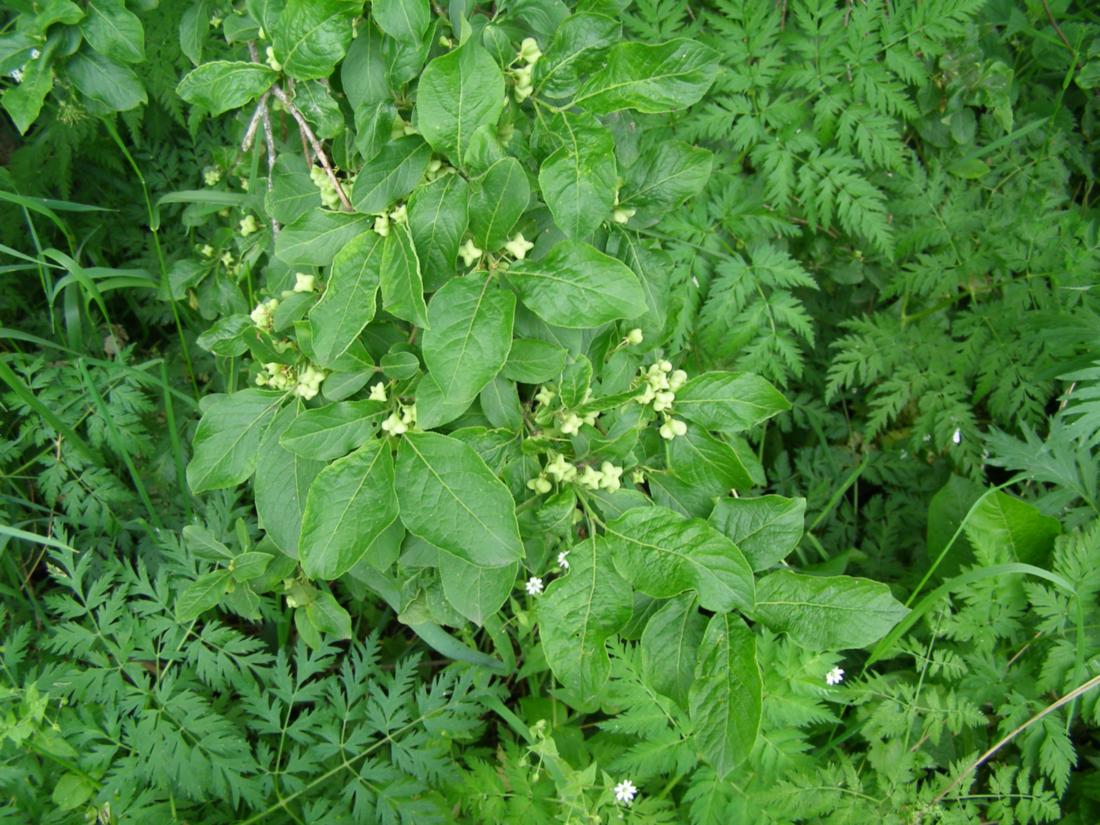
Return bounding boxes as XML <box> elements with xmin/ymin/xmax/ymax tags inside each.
<box><xmin>269</xmin><ymin>85</ymin><xmax>353</xmax><ymax>211</ymax></box>
<box><xmin>1040</xmin><ymin>0</ymin><xmax>1081</xmax><ymax>69</ymax></box>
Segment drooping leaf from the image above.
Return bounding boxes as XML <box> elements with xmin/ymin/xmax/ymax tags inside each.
<box><xmin>604</xmin><ymin>506</ymin><xmax>754</xmax><ymax>613</ymax></box>
<box><xmin>351</xmin><ymin>136</ymin><xmax>432</xmax><ymax>214</ymax></box>
<box><xmin>538</xmin><ymin>112</ymin><xmax>616</xmax><ymax>240</ymax></box>
<box><xmin>81</xmin><ymin>0</ymin><xmax>145</xmax><ymax>64</ymax></box>
<box><xmin>573</xmin><ymin>38</ymin><xmax>719</xmax><ymax>114</ymax></box>
<box><xmin>621</xmin><ymin>140</ymin><xmax>713</xmax><ymax>212</ymax></box>
<box><xmin>753</xmin><ymin>570</ymin><xmax>909</xmax><ymax>650</ymax></box>
<box><xmin>438</xmin><ymin>551</ymin><xmax>518</xmax><ymax>626</ymax></box>
<box><xmin>537</xmin><ymin>537</ymin><xmax>633</xmax><ymax>706</ymax></box>
<box><xmin>502</xmin><ymin>338</ymin><xmax>568</xmax><ymax>383</ymax></box>
<box><xmin>416</xmin><ymin>40</ymin><xmax>505</xmax><ymax>165</ymax></box>
<box><xmin>666</xmin><ymin>427</ymin><xmax>761</xmax><ymax>491</ymax></box>
<box><xmin>408</xmin><ymin>173</ymin><xmax>469</xmax><ymax>292</ymax></box>
<box><xmin>396</xmin><ymin>431</ymin><xmax>523</xmax><ymax>565</ymax></box>
<box><xmin>674</xmin><ymin>371</ymin><xmax>790</xmax><ymax>432</ymax></box>
<box><xmin>468</xmin><ymin>157</ymin><xmax>530</xmax><ymax>251</ymax></box>
<box><xmin>422</xmin><ymin>274</ymin><xmax>515</xmax><ymax>403</ymax></box>
<box><xmin>309</xmin><ymin>230</ymin><xmax>385</xmax><ymax>365</ymax></box>
<box><xmin>709</xmin><ymin>495</ymin><xmax>806</xmax><ymax>571</ymax></box>
<box><xmin>379</xmin><ymin>221</ymin><xmax>429</xmax><ymax>327</ymax></box>
<box><xmin>299</xmin><ymin>440</ymin><xmax>399</xmax><ymax>579</ymax></box>
<box><xmin>964</xmin><ymin>490</ymin><xmax>1061</xmax><ymax>566</ymax></box>
<box><xmin>187</xmin><ymin>389</ymin><xmax>284</xmax><ymax>493</ymax></box>
<box><xmin>177</xmin><ymin>60</ymin><xmax>275</xmax><ymax>115</ymax></box>
<box><xmin>255</xmin><ymin>405</ymin><xmax>324</xmax><ymax>558</ymax></box>
<box><xmin>688</xmin><ymin>614</ymin><xmax>762</xmax><ymax>777</ymax></box>
<box><xmin>506</xmin><ymin>240</ymin><xmax>647</xmax><ymax>328</ymax></box>
<box><xmin>372</xmin><ymin>0</ymin><xmax>430</xmax><ymax>44</ymax></box>
<box><xmin>279</xmin><ymin>399</ymin><xmax>386</xmax><ymax>461</ymax></box>
<box><xmin>641</xmin><ymin>594</ymin><xmax>705</xmax><ymax>708</ymax></box>
<box><xmin>275</xmin><ymin>209</ymin><xmax>373</xmax><ymax>267</ymax></box>
<box><xmin>273</xmin><ymin>0</ymin><xmax>362</xmax><ymax>80</ymax></box>
<box><xmin>536</xmin><ymin>12</ymin><xmax>620</xmax><ymax>98</ymax></box>
<box><xmin>66</xmin><ymin>51</ymin><xmax>146</xmax><ymax>112</ymax></box>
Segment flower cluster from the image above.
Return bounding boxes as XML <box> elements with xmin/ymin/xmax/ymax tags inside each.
<box><xmin>512</xmin><ymin>37</ymin><xmax>542</xmax><ymax>102</ymax></box>
<box><xmin>635</xmin><ymin>360</ymin><xmax>689</xmax><ymax>439</ymax></box>
<box><xmin>381</xmin><ymin>404</ymin><xmax>417</xmax><ymax>436</ymax></box>
<box><xmin>527</xmin><ymin>453</ymin><xmax>624</xmax><ymax>495</ymax></box>
<box><xmin>203</xmin><ymin>165</ymin><xmax>222</xmax><ymax>186</ymax></box>
<box><xmin>254</xmin><ymin>362</ymin><xmax>326</xmax><ymax>399</ymax></box>
<box><xmin>373</xmin><ymin>202</ymin><xmax>407</xmax><ymax>237</ymax></box>
<box><xmin>309</xmin><ymin>165</ymin><xmax>343</xmax><ymax>210</ymax></box>
<box><xmin>239</xmin><ymin>214</ymin><xmax>259</xmax><ymax>237</ymax></box>
<box><xmin>250</xmin><ymin>298</ymin><xmax>279</xmax><ymax>330</ymax></box>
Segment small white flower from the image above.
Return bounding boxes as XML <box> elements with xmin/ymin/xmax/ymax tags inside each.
<box><xmin>557</xmin><ymin>551</ymin><xmax>569</xmax><ymax>569</ymax></box>
<box><xmin>668</xmin><ymin>369</ymin><xmax>688</xmax><ymax>391</ymax></box>
<box><xmin>265</xmin><ymin>45</ymin><xmax>282</xmax><ymax>72</ymax></box>
<box><xmin>535</xmin><ymin>386</ymin><xmax>555</xmax><ymax>406</ymax></box>
<box><xmin>9</xmin><ymin>68</ymin><xmax>23</xmax><ymax>83</ymax></box>
<box><xmin>293</xmin><ymin>272</ymin><xmax>316</xmax><ymax>293</ymax></box>
<box><xmin>952</xmin><ymin>428</ymin><xmax>962</xmax><ymax>445</ymax></box>
<box><xmin>369</xmin><ymin>382</ymin><xmax>387</xmax><ymax>402</ymax></box>
<box><xmin>526</xmin><ymin>475</ymin><xmax>552</xmax><ymax>494</ymax></box>
<box><xmin>294</xmin><ymin>365</ymin><xmax>325</xmax><ymax>399</ymax></box>
<box><xmin>652</xmin><ymin>390</ymin><xmax>676</xmax><ymax>413</ymax></box>
<box><xmin>825</xmin><ymin>666</ymin><xmax>845</xmax><ymax>686</ymax></box>
<box><xmin>30</xmin><ymin>49</ymin><xmax>41</xmax><ymax>60</ymax></box>
<box><xmin>458</xmin><ymin>238</ymin><xmax>483</xmax><ymax>267</ymax></box>
<box><xmin>250</xmin><ymin>298</ymin><xmax>279</xmax><ymax>330</ymax></box>
<box><xmin>545</xmin><ymin>453</ymin><xmax>577</xmax><ymax>483</ymax></box>
<box><xmin>525</xmin><ymin>576</ymin><xmax>544</xmax><ymax>596</ymax></box>
<box><xmin>390</xmin><ymin>203</ymin><xmax>408</xmax><ymax>224</ymax></box>
<box><xmin>631</xmin><ymin>468</ymin><xmax>645</xmax><ymax>485</ymax></box>
<box><xmin>381</xmin><ymin>412</ymin><xmax>408</xmax><ymax>436</ymax></box>
<box><xmin>625</xmin><ymin>328</ymin><xmax>644</xmax><ymax>345</ymax></box>
<box><xmin>505</xmin><ymin>232</ymin><xmax>534</xmax><ymax>260</ymax></box>
<box><xmin>239</xmin><ymin>214</ymin><xmax>259</xmax><ymax>236</ymax></box>
<box><xmin>199</xmin><ymin>244</ymin><xmax>214</xmax><ymax>258</ymax></box>
<box><xmin>614</xmin><ymin>779</ymin><xmax>637</xmax><ymax>805</ymax></box>
<box><xmin>373</xmin><ymin>214</ymin><xmax>391</xmax><ymax>237</ymax></box>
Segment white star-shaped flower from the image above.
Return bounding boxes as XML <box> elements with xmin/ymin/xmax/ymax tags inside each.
<box><xmin>525</xmin><ymin>576</ymin><xmax>543</xmax><ymax>596</ymax></box>
<box><xmin>825</xmin><ymin>666</ymin><xmax>845</xmax><ymax>686</ymax></box>
<box><xmin>614</xmin><ymin>779</ymin><xmax>637</xmax><ymax>805</ymax></box>
<box><xmin>557</xmin><ymin>551</ymin><xmax>569</xmax><ymax>570</ymax></box>
<box><xmin>458</xmin><ymin>238</ymin><xmax>483</xmax><ymax>267</ymax></box>
<box><xmin>505</xmin><ymin>232</ymin><xmax>534</xmax><ymax>260</ymax></box>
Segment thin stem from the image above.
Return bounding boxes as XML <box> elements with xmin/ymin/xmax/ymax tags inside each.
<box><xmin>268</xmin><ymin>85</ymin><xmax>353</xmax><ymax>211</ymax></box>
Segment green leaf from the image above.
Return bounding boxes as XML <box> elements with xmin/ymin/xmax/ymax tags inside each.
<box><xmin>66</xmin><ymin>51</ymin><xmax>146</xmax><ymax>112</ymax></box>
<box><xmin>51</xmin><ymin>773</ymin><xmax>95</xmax><ymax>811</ymax></box>
<box><xmin>709</xmin><ymin>495</ymin><xmax>806</xmax><ymax>571</ymax></box>
<box><xmin>439</xmin><ymin>552</ymin><xmax>519</xmax><ymax>625</ymax></box>
<box><xmin>342</xmin><ymin>22</ymin><xmax>390</xmax><ymax>110</ymax></box>
<box><xmin>267</xmin><ymin>155</ymin><xmax>318</xmax><ymax>224</ymax></box>
<box><xmin>468</xmin><ymin>157</ymin><xmax>530</xmax><ymax>251</ymax></box>
<box><xmin>667</xmin><ymin>427</ymin><xmax>761</xmax><ymax>491</ymax></box>
<box><xmin>296</xmin><ymin>80</ymin><xmax>344</xmax><ymax>138</ymax></box>
<box><xmin>280</xmin><ymin>399</ymin><xmax>386</xmax><ymax>460</ymax></box>
<box><xmin>641</xmin><ymin>594</ymin><xmax>704</xmax><ymax>708</ymax></box>
<box><xmin>479</xmin><ymin>377</ymin><xmax>523</xmax><ymax>430</ymax></box>
<box><xmin>379</xmin><ymin>222</ymin><xmax>428</xmax><ymax>327</ymax></box>
<box><xmin>276</xmin><ymin>209</ymin><xmax>373</xmax><ymax>267</ymax></box>
<box><xmin>964</xmin><ymin>491</ymin><xmax>1060</xmax><ymax>566</ymax></box>
<box><xmin>408</xmin><ymin>173</ymin><xmax>469</xmax><ymax>292</ymax></box>
<box><xmin>396</xmin><ymin>431</ymin><xmax>523</xmax><ymax>566</ymax></box>
<box><xmin>372</xmin><ymin>0</ymin><xmax>430</xmax><ymax>44</ymax></box>
<box><xmin>274</xmin><ymin>0</ymin><xmax>362</xmax><ymax>80</ymax></box>
<box><xmin>187</xmin><ymin>389</ymin><xmax>284</xmax><ymax>493</ymax></box>
<box><xmin>423</xmin><ymin>274</ymin><xmax>515</xmax><ymax>404</ymax></box>
<box><xmin>176</xmin><ymin>60</ymin><xmax>275</xmax><ymax>116</ymax></box>
<box><xmin>176</xmin><ymin>570</ymin><xmax>232</xmax><ymax>621</ymax></box>
<box><xmin>688</xmin><ymin>614</ymin><xmax>761</xmax><ymax>777</ymax></box>
<box><xmin>414</xmin><ymin>373</ymin><xmax>474</xmax><ymax>430</ymax></box>
<box><xmin>536</xmin><ymin>537</ymin><xmax>633</xmax><ymax>706</ymax></box>
<box><xmin>536</xmin><ymin>12</ymin><xmax>620</xmax><ymax>98</ymax></box>
<box><xmin>573</xmin><ymin>38</ymin><xmax>719</xmax><ymax>114</ymax></box>
<box><xmin>352</xmin><ymin>136</ymin><xmax>432</xmax><ymax>214</ymax></box>
<box><xmin>2</xmin><ymin>52</ymin><xmax>54</xmax><ymax>134</ymax></box>
<box><xmin>507</xmin><ymin>240</ymin><xmax>647</xmax><ymax>328</ymax></box>
<box><xmin>179</xmin><ymin>0</ymin><xmax>208</xmax><ymax>65</ymax></box>
<box><xmin>303</xmin><ymin>589</ymin><xmax>353</xmax><ymax>638</ymax></box>
<box><xmin>255</xmin><ymin>405</ymin><xmax>324</xmax><ymax>557</ymax></box>
<box><xmin>753</xmin><ymin>570</ymin><xmax>909</xmax><ymax>650</ymax></box>
<box><xmin>674</xmin><ymin>372</ymin><xmax>790</xmax><ymax>432</ymax></box>
<box><xmin>300</xmin><ymin>440</ymin><xmax>399</xmax><ymax>579</ymax></box>
<box><xmin>621</xmin><ymin>140</ymin><xmax>713</xmax><ymax>211</ymax></box>
<box><xmin>604</xmin><ymin>506</ymin><xmax>754</xmax><ymax>613</ymax></box>
<box><xmin>558</xmin><ymin>355</ymin><xmax>592</xmax><ymax>409</ymax></box>
<box><xmin>309</xmin><ymin>230</ymin><xmax>385</xmax><ymax>365</ymax></box>
<box><xmin>81</xmin><ymin>0</ymin><xmax>145</xmax><ymax>64</ymax></box>
<box><xmin>416</xmin><ymin>40</ymin><xmax>505</xmax><ymax>165</ymax></box>
<box><xmin>538</xmin><ymin>112</ymin><xmax>616</xmax><ymax>239</ymax></box>
<box><xmin>502</xmin><ymin>338</ymin><xmax>568</xmax><ymax>383</ymax></box>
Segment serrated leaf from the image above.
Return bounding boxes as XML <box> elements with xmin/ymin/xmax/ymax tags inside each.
<box><xmin>176</xmin><ymin>570</ymin><xmax>232</xmax><ymax>621</ymax></box>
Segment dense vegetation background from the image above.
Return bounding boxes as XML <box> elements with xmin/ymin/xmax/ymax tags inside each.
<box><xmin>1</xmin><ymin>0</ymin><xmax>1099</xmax><ymax>822</ymax></box>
